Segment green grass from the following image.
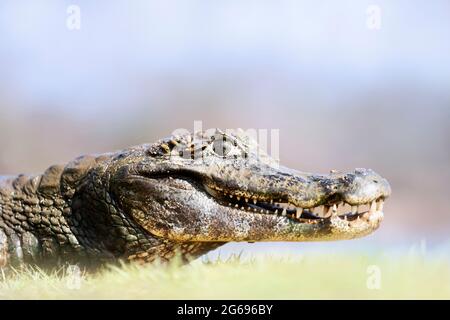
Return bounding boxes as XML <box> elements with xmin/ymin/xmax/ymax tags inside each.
<box><xmin>1</xmin><ymin>253</ymin><xmax>449</xmax><ymax>299</ymax></box>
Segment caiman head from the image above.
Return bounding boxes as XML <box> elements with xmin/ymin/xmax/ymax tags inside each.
<box><xmin>84</xmin><ymin>129</ymin><xmax>390</xmax><ymax>262</ymax></box>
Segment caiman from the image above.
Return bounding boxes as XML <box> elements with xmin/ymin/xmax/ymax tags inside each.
<box><xmin>0</xmin><ymin>130</ymin><xmax>391</xmax><ymax>268</ymax></box>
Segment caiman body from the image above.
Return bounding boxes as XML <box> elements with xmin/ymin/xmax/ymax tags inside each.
<box><xmin>0</xmin><ymin>130</ymin><xmax>390</xmax><ymax>268</ymax></box>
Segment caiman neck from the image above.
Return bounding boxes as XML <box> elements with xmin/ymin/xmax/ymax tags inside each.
<box><xmin>0</xmin><ymin>158</ymin><xmax>115</xmax><ymax>267</ymax></box>
<box><xmin>0</xmin><ymin>165</ymin><xmax>91</xmax><ymax>267</ymax></box>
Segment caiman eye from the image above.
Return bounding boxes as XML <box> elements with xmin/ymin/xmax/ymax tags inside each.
<box><xmin>212</xmin><ymin>139</ymin><xmax>232</xmax><ymax>157</ymax></box>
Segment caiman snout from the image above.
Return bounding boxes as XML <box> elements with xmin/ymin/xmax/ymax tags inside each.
<box><xmin>338</xmin><ymin>168</ymin><xmax>391</xmax><ymax>206</ymax></box>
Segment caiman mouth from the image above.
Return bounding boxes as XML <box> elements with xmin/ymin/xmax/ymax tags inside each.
<box><xmin>204</xmin><ymin>184</ymin><xmax>385</xmax><ymax>224</ymax></box>
<box><xmin>124</xmin><ymin>164</ymin><xmax>388</xmax><ymax>243</ymax></box>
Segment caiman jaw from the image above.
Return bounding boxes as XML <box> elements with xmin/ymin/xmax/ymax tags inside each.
<box><xmin>204</xmin><ymin>184</ymin><xmax>386</xmax><ymax>225</ymax></box>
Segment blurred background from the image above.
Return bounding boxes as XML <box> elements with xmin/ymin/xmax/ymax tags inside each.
<box><xmin>0</xmin><ymin>0</ymin><xmax>449</xmax><ymax>256</ymax></box>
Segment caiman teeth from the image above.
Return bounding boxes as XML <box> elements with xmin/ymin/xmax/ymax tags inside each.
<box><xmin>369</xmin><ymin>200</ymin><xmax>376</xmax><ymax>214</ymax></box>
<box><xmin>296</xmin><ymin>208</ymin><xmax>303</xmax><ymax>219</ymax></box>
<box><xmin>376</xmin><ymin>200</ymin><xmax>383</xmax><ymax>211</ymax></box>
<box><xmin>331</xmin><ymin>204</ymin><xmax>338</xmax><ymax>216</ymax></box>
<box><xmin>323</xmin><ymin>205</ymin><xmax>330</xmax><ymax>216</ymax></box>
<box><xmin>204</xmin><ymin>183</ymin><xmax>385</xmax><ymax>223</ymax></box>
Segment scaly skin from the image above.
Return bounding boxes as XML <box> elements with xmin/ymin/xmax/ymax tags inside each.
<box><xmin>0</xmin><ymin>130</ymin><xmax>391</xmax><ymax>268</ymax></box>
